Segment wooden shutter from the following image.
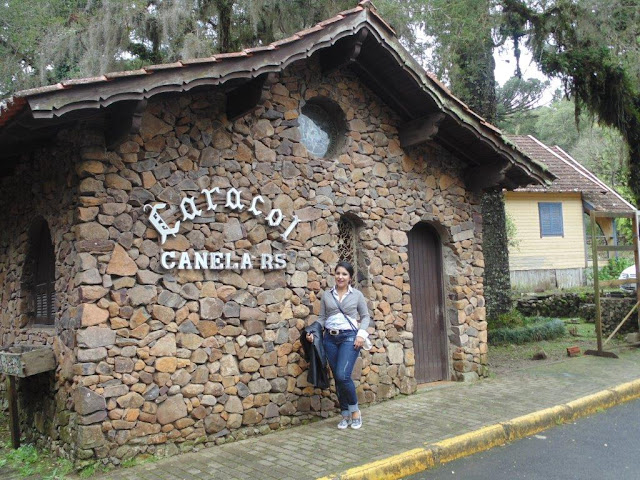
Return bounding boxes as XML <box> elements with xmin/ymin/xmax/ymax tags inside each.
<box><xmin>539</xmin><ymin>202</ymin><xmax>564</xmax><ymax>237</ymax></box>
<box><xmin>34</xmin><ymin>225</ymin><xmax>55</xmax><ymax>325</ymax></box>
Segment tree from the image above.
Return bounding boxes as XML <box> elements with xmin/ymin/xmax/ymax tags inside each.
<box><xmin>496</xmin><ymin>76</ymin><xmax>549</xmax><ymax>123</ymax></box>
<box><xmin>0</xmin><ymin>0</ymin><xmax>84</xmax><ymax>94</ymax></box>
<box><xmin>501</xmin><ymin>0</ymin><xmax>640</xmax><ymax>203</ymax></box>
<box><xmin>0</xmin><ymin>0</ymin><xmax>358</xmax><ymax>96</ymax></box>
<box><xmin>401</xmin><ymin>0</ymin><xmax>515</xmax><ymax>318</ymax></box>
<box><xmin>501</xmin><ymin>95</ymin><xmax>630</xmax><ymax>189</ymax></box>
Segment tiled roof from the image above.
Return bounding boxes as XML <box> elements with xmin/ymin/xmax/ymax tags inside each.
<box><xmin>508</xmin><ymin>135</ymin><xmax>635</xmax><ymax>212</ymax></box>
<box><xmin>0</xmin><ymin>0</ymin><xmax>553</xmax><ymax>187</ymax></box>
<box><xmin>1</xmin><ymin>2</ymin><xmax>369</xmax><ymax>124</ymax></box>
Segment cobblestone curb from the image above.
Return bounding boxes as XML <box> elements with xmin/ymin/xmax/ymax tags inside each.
<box><xmin>319</xmin><ymin>379</ymin><xmax>640</xmax><ymax>480</ymax></box>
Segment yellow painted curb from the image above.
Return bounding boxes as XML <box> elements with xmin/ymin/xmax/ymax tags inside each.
<box><xmin>430</xmin><ymin>424</ymin><xmax>507</xmax><ymax>464</ymax></box>
<box><xmin>502</xmin><ymin>405</ymin><xmax>571</xmax><ymax>441</ymax></box>
<box><xmin>610</xmin><ymin>379</ymin><xmax>640</xmax><ymax>403</ymax></box>
<box><xmin>318</xmin><ymin>448</ymin><xmax>435</xmax><ymax>480</ymax></box>
<box><xmin>317</xmin><ymin>380</ymin><xmax>640</xmax><ymax>480</ymax></box>
<box><xmin>565</xmin><ymin>390</ymin><xmax>616</xmax><ymax>419</ymax></box>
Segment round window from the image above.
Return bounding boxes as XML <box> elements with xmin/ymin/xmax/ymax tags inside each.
<box><xmin>299</xmin><ymin>102</ymin><xmax>340</xmax><ymax>158</ymax></box>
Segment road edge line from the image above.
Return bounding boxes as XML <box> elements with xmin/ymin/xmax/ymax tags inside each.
<box><xmin>317</xmin><ymin>378</ymin><xmax>640</xmax><ymax>480</ymax></box>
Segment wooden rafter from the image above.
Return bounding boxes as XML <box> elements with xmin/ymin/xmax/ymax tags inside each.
<box><xmin>398</xmin><ymin>113</ymin><xmax>445</xmax><ymax>148</ymax></box>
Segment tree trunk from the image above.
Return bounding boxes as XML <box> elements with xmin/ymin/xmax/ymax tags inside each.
<box><xmin>215</xmin><ymin>0</ymin><xmax>234</xmax><ymax>53</ymax></box>
<box><xmin>482</xmin><ymin>190</ymin><xmax>513</xmax><ymax>319</ymax></box>
<box><xmin>450</xmin><ymin>38</ymin><xmax>497</xmax><ymax>124</ymax></box>
<box><xmin>447</xmin><ymin>14</ymin><xmax>511</xmax><ymax>320</ymax></box>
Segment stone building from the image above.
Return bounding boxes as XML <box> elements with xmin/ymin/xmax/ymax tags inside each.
<box><xmin>0</xmin><ymin>1</ymin><xmax>550</xmax><ymax>465</ymax></box>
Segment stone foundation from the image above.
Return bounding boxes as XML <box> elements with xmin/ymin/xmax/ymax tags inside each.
<box><xmin>516</xmin><ymin>292</ymin><xmax>639</xmax><ymax>336</ymax></box>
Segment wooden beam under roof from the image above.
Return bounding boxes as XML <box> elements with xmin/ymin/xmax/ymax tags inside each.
<box><xmin>105</xmin><ymin>100</ymin><xmax>147</xmax><ymax>149</ymax></box>
<box><xmin>463</xmin><ymin>160</ymin><xmax>510</xmax><ymax>192</ymax></box>
<box><xmin>320</xmin><ymin>28</ymin><xmax>369</xmax><ymax>73</ymax></box>
<box><xmin>226</xmin><ymin>74</ymin><xmax>268</xmax><ymax>121</ymax></box>
<box><xmin>398</xmin><ymin>113</ymin><xmax>445</xmax><ymax>148</ymax></box>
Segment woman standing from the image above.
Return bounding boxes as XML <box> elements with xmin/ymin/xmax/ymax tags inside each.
<box><xmin>306</xmin><ymin>261</ymin><xmax>371</xmax><ymax>430</ymax></box>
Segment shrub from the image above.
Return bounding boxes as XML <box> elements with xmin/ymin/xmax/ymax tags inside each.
<box><xmin>490</xmin><ymin>309</ymin><xmax>526</xmax><ymax>329</ymax></box>
<box><xmin>489</xmin><ymin>318</ymin><xmax>567</xmax><ymax>345</ymax></box>
<box><xmin>598</xmin><ymin>257</ymin><xmax>634</xmax><ymax>281</ymax></box>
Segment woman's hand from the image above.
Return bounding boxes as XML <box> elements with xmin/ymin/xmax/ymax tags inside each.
<box><xmin>306</xmin><ymin>333</ymin><xmax>314</xmax><ymax>342</ymax></box>
<box><xmin>354</xmin><ymin>336</ymin><xmax>364</xmax><ymax>349</ymax></box>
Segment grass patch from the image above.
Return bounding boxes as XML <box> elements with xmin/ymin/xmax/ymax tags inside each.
<box><xmin>0</xmin><ymin>411</ymin><xmax>74</xmax><ymax>479</ymax></box>
<box><xmin>489</xmin><ymin>317</ymin><xmax>566</xmax><ymax>345</ymax></box>
<box><xmin>488</xmin><ymin>317</ymin><xmax>628</xmax><ymax>376</ymax></box>
<box><xmin>78</xmin><ymin>461</ymin><xmax>109</xmax><ymax>478</ymax></box>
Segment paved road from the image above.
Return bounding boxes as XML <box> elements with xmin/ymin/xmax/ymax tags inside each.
<box><xmin>406</xmin><ymin>398</ymin><xmax>640</xmax><ymax>480</ymax></box>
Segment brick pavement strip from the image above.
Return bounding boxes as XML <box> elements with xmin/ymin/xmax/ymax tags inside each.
<box><xmin>82</xmin><ymin>348</ymin><xmax>640</xmax><ymax>480</ymax></box>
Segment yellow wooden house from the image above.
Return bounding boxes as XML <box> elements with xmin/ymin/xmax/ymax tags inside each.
<box><xmin>505</xmin><ymin>135</ymin><xmax>635</xmax><ymax>291</ymax></box>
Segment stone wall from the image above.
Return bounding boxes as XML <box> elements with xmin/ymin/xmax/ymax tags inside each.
<box><xmin>516</xmin><ymin>292</ymin><xmax>639</xmax><ymax>336</ymax></box>
<box><xmin>516</xmin><ymin>293</ymin><xmax>585</xmax><ymax>318</ymax></box>
<box><xmin>1</xmin><ymin>58</ymin><xmax>487</xmax><ymax>464</ymax></box>
<box><xmin>579</xmin><ymin>298</ymin><xmax>638</xmax><ymax>336</ymax></box>
<box><xmin>0</xmin><ymin>129</ymin><xmax>84</xmax><ymax>455</ymax></box>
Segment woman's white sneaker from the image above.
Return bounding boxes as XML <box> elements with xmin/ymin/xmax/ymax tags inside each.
<box><xmin>350</xmin><ymin>416</ymin><xmax>362</xmax><ymax>429</ymax></box>
<box><xmin>337</xmin><ymin>417</ymin><xmax>352</xmax><ymax>429</ymax></box>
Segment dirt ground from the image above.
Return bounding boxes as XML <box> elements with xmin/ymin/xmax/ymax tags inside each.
<box><xmin>487</xmin><ymin>319</ymin><xmax>632</xmax><ymax>376</ymax></box>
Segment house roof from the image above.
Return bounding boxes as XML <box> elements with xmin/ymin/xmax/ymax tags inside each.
<box><xmin>0</xmin><ymin>1</ymin><xmax>552</xmax><ymax>188</ymax></box>
<box><xmin>508</xmin><ymin>135</ymin><xmax>635</xmax><ymax>212</ymax></box>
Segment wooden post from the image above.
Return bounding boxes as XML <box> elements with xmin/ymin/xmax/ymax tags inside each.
<box><xmin>7</xmin><ymin>375</ymin><xmax>20</xmax><ymax>448</ymax></box>
<box><xmin>591</xmin><ymin>211</ymin><xmax>603</xmax><ymax>353</ymax></box>
<box><xmin>634</xmin><ymin>211</ymin><xmax>640</xmax><ymax>332</ymax></box>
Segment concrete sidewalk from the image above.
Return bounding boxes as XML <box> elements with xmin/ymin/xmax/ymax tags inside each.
<box><xmin>90</xmin><ymin>347</ymin><xmax>640</xmax><ymax>480</ymax></box>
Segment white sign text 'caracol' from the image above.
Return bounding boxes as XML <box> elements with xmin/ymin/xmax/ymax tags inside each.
<box><xmin>145</xmin><ymin>186</ymin><xmax>301</xmax><ymax>271</ymax></box>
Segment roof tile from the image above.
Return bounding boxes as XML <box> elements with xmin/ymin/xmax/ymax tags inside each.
<box><xmin>318</xmin><ymin>14</ymin><xmax>345</xmax><ymax>27</ymax></box>
<box><xmin>270</xmin><ymin>34</ymin><xmax>302</xmax><ymax>47</ymax></box>
<box><xmin>179</xmin><ymin>57</ymin><xmax>219</xmax><ymax>65</ymax></box>
<box><xmin>62</xmin><ymin>76</ymin><xmax>109</xmax><ymax>86</ymax></box>
<box><xmin>294</xmin><ymin>24</ymin><xmax>327</xmax><ymax>38</ymax></box>
<box><xmin>14</xmin><ymin>83</ymin><xmax>66</xmax><ymax>97</ymax></box>
<box><xmin>105</xmin><ymin>69</ymin><xmax>150</xmax><ymax>79</ymax></box>
<box><xmin>509</xmin><ymin>135</ymin><xmax>635</xmax><ymax>212</ymax></box>
<box><xmin>213</xmin><ymin>51</ymin><xmax>249</xmax><ymax>59</ymax></box>
<box><xmin>244</xmin><ymin>45</ymin><xmax>277</xmax><ymax>54</ymax></box>
<box><xmin>144</xmin><ymin>62</ymin><xmax>185</xmax><ymax>71</ymax></box>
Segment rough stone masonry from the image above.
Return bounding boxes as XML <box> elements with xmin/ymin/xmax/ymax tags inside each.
<box><xmin>0</xmin><ymin>58</ymin><xmax>487</xmax><ymax>464</ymax></box>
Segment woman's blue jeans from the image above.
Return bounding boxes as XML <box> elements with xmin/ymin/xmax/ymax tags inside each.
<box><xmin>323</xmin><ymin>330</ymin><xmax>360</xmax><ymax>416</ymax></box>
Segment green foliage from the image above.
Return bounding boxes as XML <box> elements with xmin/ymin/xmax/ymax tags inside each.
<box><xmin>0</xmin><ymin>425</ymin><xmax>72</xmax><ymax>479</ymax></box>
<box><xmin>0</xmin><ymin>0</ymin><xmax>361</xmax><ymax>96</ymax></box>
<box><xmin>482</xmin><ymin>190</ymin><xmax>513</xmax><ymax>319</ymax></box>
<box><xmin>44</xmin><ymin>459</ymin><xmax>74</xmax><ymax>480</ymax></box>
<box><xmin>496</xmin><ymin>76</ymin><xmax>549</xmax><ymax>122</ymax></box>
<box><xmin>489</xmin><ymin>317</ymin><xmax>567</xmax><ymax>345</ymax></box>
<box><xmin>491</xmin><ymin>308</ymin><xmax>526</xmax><ymax>329</ymax></box>
<box><xmin>79</xmin><ymin>461</ymin><xmax>99</xmax><ymax>478</ymax></box>
<box><xmin>505</xmin><ymin>212</ymin><xmax>520</xmax><ymax>251</ymax></box>
<box><xmin>0</xmin><ymin>443</ymin><xmax>73</xmax><ymax>478</ymax></box>
<box><xmin>8</xmin><ymin>444</ymin><xmax>39</xmax><ymax>476</ymax></box>
<box><xmin>597</xmin><ymin>256</ymin><xmax>634</xmax><ymax>281</ymax></box>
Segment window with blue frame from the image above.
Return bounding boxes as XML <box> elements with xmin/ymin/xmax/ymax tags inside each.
<box><xmin>538</xmin><ymin>202</ymin><xmax>564</xmax><ymax>237</ymax></box>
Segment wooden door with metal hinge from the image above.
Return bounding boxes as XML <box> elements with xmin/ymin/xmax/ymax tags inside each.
<box><xmin>408</xmin><ymin>222</ymin><xmax>448</xmax><ymax>383</ymax></box>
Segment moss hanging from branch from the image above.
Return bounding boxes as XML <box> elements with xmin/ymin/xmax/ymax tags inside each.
<box><xmin>502</xmin><ymin>0</ymin><xmax>640</xmax><ymax>204</ymax></box>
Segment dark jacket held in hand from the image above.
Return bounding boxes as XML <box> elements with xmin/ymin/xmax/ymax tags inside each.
<box><xmin>301</xmin><ymin>322</ymin><xmax>329</xmax><ymax>389</ymax></box>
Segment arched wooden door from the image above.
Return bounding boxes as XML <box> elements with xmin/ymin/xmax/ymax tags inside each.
<box><xmin>408</xmin><ymin>223</ymin><xmax>448</xmax><ymax>383</ymax></box>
